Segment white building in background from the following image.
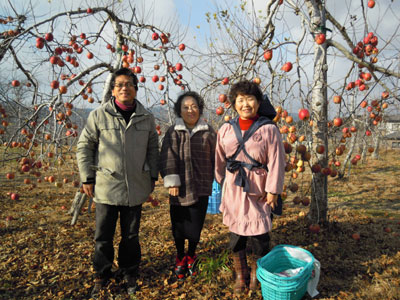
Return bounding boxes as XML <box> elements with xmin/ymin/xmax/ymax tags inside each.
<box><xmin>382</xmin><ymin>115</ymin><xmax>400</xmax><ymax>149</ymax></box>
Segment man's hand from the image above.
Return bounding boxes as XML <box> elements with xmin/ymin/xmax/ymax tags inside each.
<box><xmin>265</xmin><ymin>192</ymin><xmax>278</xmax><ymax>210</ymax></box>
<box><xmin>169</xmin><ymin>187</ymin><xmax>179</xmax><ymax>196</ymax></box>
<box><xmin>82</xmin><ymin>183</ymin><xmax>95</xmax><ymax>198</ymax></box>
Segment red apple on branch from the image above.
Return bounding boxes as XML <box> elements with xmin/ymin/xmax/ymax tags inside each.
<box><xmin>216</xmin><ymin>106</ymin><xmax>225</xmax><ymax>115</ymax></box>
<box><xmin>178</xmin><ymin>43</ymin><xmax>186</xmax><ymax>51</ymax></box>
<box><xmin>45</xmin><ymin>32</ymin><xmax>53</xmax><ymax>42</ymax></box>
<box><xmin>368</xmin><ymin>0</ymin><xmax>375</xmax><ymax>8</ymax></box>
<box><xmin>311</xmin><ymin>164</ymin><xmax>321</xmax><ymax>173</ymax></box>
<box><xmin>175</xmin><ymin>63</ymin><xmax>183</xmax><ymax>71</ymax></box>
<box><xmin>298</xmin><ymin>109</ymin><xmax>310</xmax><ymax>121</ymax></box>
<box><xmin>333</xmin><ymin>118</ymin><xmax>343</xmax><ymax>127</ymax></box>
<box><xmin>50</xmin><ymin>80</ymin><xmax>59</xmax><ymax>89</ymax></box>
<box><xmin>315</xmin><ymin>33</ymin><xmax>326</xmax><ymax>45</ymax></box>
<box><xmin>283</xmin><ymin>142</ymin><xmax>292</xmax><ymax>154</ymax></box>
<box><xmin>316</xmin><ymin>145</ymin><xmax>325</xmax><ymax>154</ymax></box>
<box><xmin>321</xmin><ymin>168</ymin><xmax>331</xmax><ymax>176</ymax></box>
<box><xmin>381</xmin><ymin>91</ymin><xmax>389</xmax><ymax>99</ymax></box>
<box><xmin>281</xmin><ymin>62</ymin><xmax>293</xmax><ymax>72</ymax></box>
<box><xmin>333</xmin><ymin>95</ymin><xmax>342</xmax><ymax>104</ymax></box>
<box><xmin>219</xmin><ymin>94</ymin><xmax>227</xmax><ymax>103</ymax></box>
<box><xmin>301</xmin><ymin>197</ymin><xmax>310</xmax><ymax>206</ymax></box>
<box><xmin>263</xmin><ymin>49</ymin><xmax>273</xmax><ymax>61</ymax></box>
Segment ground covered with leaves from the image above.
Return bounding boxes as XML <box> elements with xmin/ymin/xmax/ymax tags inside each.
<box><xmin>0</xmin><ymin>150</ymin><xmax>399</xmax><ymax>300</ymax></box>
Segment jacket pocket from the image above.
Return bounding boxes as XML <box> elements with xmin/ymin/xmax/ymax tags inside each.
<box><xmin>95</xmin><ymin>166</ymin><xmax>116</xmax><ymax>177</ymax></box>
<box><xmin>98</xmin><ymin>121</ymin><xmax>120</xmax><ymax>130</ymax></box>
<box><xmin>98</xmin><ymin>121</ymin><xmax>120</xmax><ymax>144</ymax></box>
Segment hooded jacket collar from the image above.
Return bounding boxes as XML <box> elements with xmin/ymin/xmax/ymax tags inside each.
<box><xmin>104</xmin><ymin>98</ymin><xmax>150</xmax><ymax>117</ymax></box>
<box><xmin>174</xmin><ymin>117</ymin><xmax>209</xmax><ymax>137</ymax></box>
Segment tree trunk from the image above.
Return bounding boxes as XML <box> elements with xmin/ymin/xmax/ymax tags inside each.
<box><xmin>308</xmin><ymin>2</ymin><xmax>328</xmax><ymax>224</ymax></box>
<box><xmin>339</xmin><ymin>95</ymin><xmax>358</xmax><ymax>178</ymax></box>
<box><xmin>372</xmin><ymin>134</ymin><xmax>380</xmax><ymax>159</ymax></box>
<box><xmin>361</xmin><ymin>138</ymin><xmax>367</xmax><ymax>162</ymax></box>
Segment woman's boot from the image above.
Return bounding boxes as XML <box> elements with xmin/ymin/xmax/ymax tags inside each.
<box><xmin>232</xmin><ymin>250</ymin><xmax>249</xmax><ymax>293</ymax></box>
<box><xmin>249</xmin><ymin>256</ymin><xmax>260</xmax><ymax>291</ymax></box>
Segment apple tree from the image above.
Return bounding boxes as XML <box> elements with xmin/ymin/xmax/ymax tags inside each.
<box><xmin>191</xmin><ymin>0</ymin><xmax>400</xmax><ymax>224</ymax></box>
<box><xmin>0</xmin><ymin>1</ymin><xmax>193</xmax><ymax>211</ymax></box>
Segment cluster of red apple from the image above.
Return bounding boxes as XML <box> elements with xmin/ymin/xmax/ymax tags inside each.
<box><xmin>216</xmin><ymin>93</ymin><xmax>231</xmax><ymax>118</ymax></box>
<box><xmin>274</xmin><ymin>108</ymin><xmax>309</xmax><ymax>147</ymax></box>
<box><xmin>263</xmin><ymin>47</ymin><xmax>292</xmax><ymax>72</ymax></box>
<box><xmin>343</xmin><ymin>32</ymin><xmax>380</xmax><ymax>92</ymax></box>
<box><xmin>315</xmin><ymin>33</ymin><xmax>326</xmax><ymax>45</ymax></box>
<box><xmin>331</xmin><ymin>92</ymin><xmax>389</xmax><ymax>141</ymax></box>
<box><xmin>1</xmin><ymin>107</ymin><xmax>43</xmax><ymax>150</ymax></box>
<box><xmin>5</xmin><ymin>158</ymin><xmax>42</xmax><ymax>193</ymax></box>
<box><xmin>292</xmin><ymin>195</ymin><xmax>311</xmax><ymax>206</ymax></box>
<box><xmin>6</xmin><ymin>103</ymin><xmax>79</xmax><ymax>149</ymax></box>
<box><xmin>118</xmin><ymin>32</ymin><xmax>186</xmax><ymax>93</ymax></box>
<box><xmin>0</xmin><ymin>16</ymin><xmax>20</xmax><ymax>37</ymax></box>
<box><xmin>0</xmin><ymin>104</ymin><xmax>8</xmax><ymax>135</ymax></box>
<box><xmin>352</xmin><ymin>32</ymin><xmax>379</xmax><ymax>60</ymax></box>
<box><xmin>0</xmin><ymin>16</ymin><xmax>13</xmax><ymax>24</ymax></box>
<box><xmin>11</xmin><ymin>13</ymin><xmax>187</xmax><ymax>104</ymax></box>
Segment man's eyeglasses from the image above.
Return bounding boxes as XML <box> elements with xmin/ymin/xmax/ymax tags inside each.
<box><xmin>114</xmin><ymin>82</ymin><xmax>135</xmax><ymax>89</ymax></box>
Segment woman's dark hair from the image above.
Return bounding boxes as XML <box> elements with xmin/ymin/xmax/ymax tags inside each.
<box><xmin>111</xmin><ymin>67</ymin><xmax>138</xmax><ymax>91</ymax></box>
<box><xmin>174</xmin><ymin>91</ymin><xmax>205</xmax><ymax>117</ymax></box>
<box><xmin>228</xmin><ymin>80</ymin><xmax>263</xmax><ymax>109</ymax></box>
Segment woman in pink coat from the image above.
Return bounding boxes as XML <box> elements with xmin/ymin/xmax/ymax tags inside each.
<box><xmin>215</xmin><ymin>80</ymin><xmax>286</xmax><ymax>293</ymax></box>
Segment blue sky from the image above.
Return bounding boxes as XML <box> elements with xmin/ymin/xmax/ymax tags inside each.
<box><xmin>175</xmin><ymin>0</ymin><xmax>214</xmax><ymax>29</ymax></box>
<box><xmin>1</xmin><ymin>0</ymin><xmax>399</xmax><ymax>114</ymax></box>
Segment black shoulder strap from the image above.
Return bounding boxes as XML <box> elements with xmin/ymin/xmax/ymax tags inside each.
<box><xmin>228</xmin><ymin>116</ymin><xmax>274</xmax><ymax>166</ymax></box>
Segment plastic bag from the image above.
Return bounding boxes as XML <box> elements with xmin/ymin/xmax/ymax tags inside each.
<box><xmin>274</xmin><ymin>266</ymin><xmax>304</xmax><ymax>277</ymax></box>
<box><xmin>307</xmin><ymin>259</ymin><xmax>321</xmax><ymax>297</ymax></box>
<box><xmin>283</xmin><ymin>246</ymin><xmax>321</xmax><ymax>297</ymax></box>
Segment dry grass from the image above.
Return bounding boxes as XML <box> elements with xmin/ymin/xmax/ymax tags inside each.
<box><xmin>0</xmin><ymin>149</ymin><xmax>399</xmax><ymax>299</ymax></box>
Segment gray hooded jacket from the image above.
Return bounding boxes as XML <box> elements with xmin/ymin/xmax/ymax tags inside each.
<box><xmin>77</xmin><ymin>99</ymin><xmax>159</xmax><ymax>206</ymax></box>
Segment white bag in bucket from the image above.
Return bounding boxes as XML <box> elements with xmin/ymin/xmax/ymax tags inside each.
<box><xmin>282</xmin><ymin>246</ymin><xmax>321</xmax><ymax>297</ymax></box>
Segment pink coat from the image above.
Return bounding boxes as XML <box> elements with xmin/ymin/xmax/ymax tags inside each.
<box><xmin>215</xmin><ymin>122</ymin><xmax>286</xmax><ymax>236</ymax></box>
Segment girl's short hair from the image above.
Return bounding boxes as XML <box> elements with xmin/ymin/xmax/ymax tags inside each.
<box><xmin>174</xmin><ymin>91</ymin><xmax>205</xmax><ymax>117</ymax></box>
<box><xmin>228</xmin><ymin>80</ymin><xmax>263</xmax><ymax>109</ymax></box>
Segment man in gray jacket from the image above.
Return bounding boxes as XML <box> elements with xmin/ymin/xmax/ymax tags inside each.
<box><xmin>77</xmin><ymin>68</ymin><xmax>159</xmax><ymax>297</ymax></box>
